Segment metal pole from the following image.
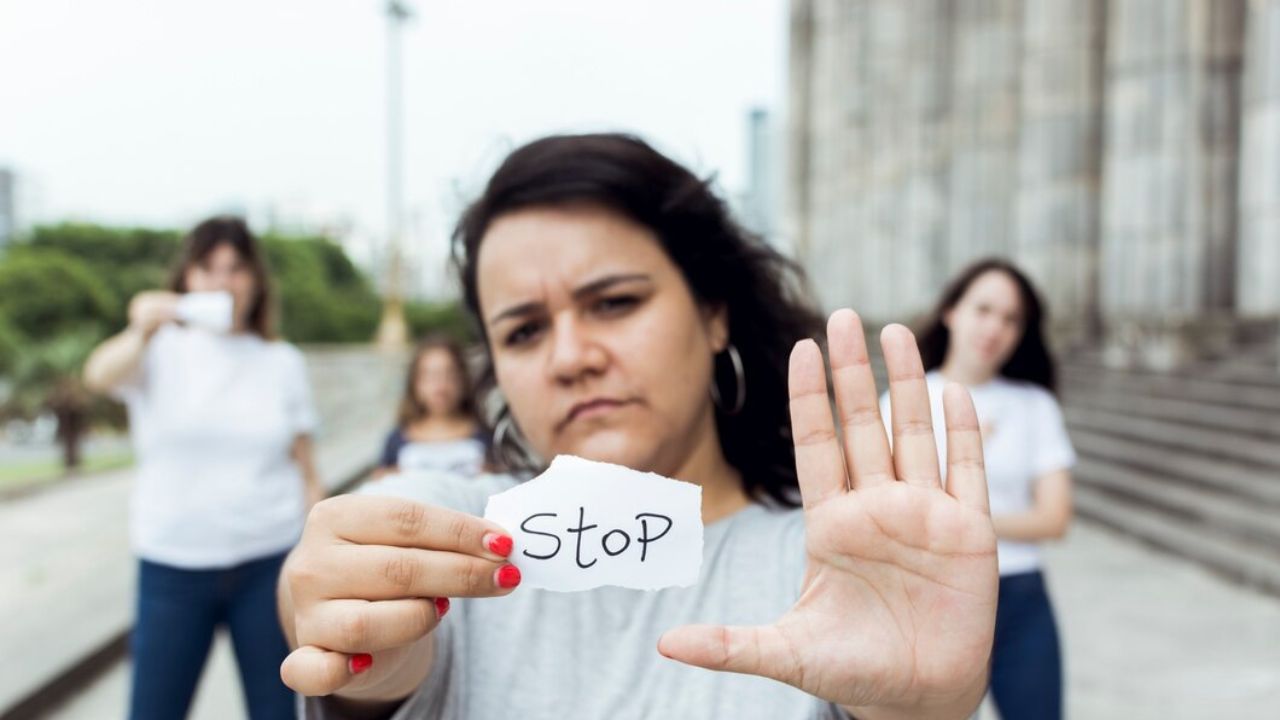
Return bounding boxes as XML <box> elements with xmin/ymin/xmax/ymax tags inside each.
<box><xmin>376</xmin><ymin>0</ymin><xmax>411</xmax><ymax>348</ymax></box>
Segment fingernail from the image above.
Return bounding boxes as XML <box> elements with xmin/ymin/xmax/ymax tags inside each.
<box><xmin>484</xmin><ymin>533</ymin><xmax>513</xmax><ymax>558</ymax></box>
<box><xmin>495</xmin><ymin>564</ymin><xmax>521</xmax><ymax>589</ymax></box>
<box><xmin>349</xmin><ymin>653</ymin><xmax>373</xmax><ymax>675</ymax></box>
<box><xmin>434</xmin><ymin>597</ymin><xmax>450</xmax><ymax>619</ymax></box>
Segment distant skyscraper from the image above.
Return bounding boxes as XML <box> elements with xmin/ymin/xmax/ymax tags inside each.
<box><xmin>0</xmin><ymin>169</ymin><xmax>14</xmax><ymax>250</ymax></box>
<box><xmin>737</xmin><ymin>108</ymin><xmax>778</xmax><ymax>244</ymax></box>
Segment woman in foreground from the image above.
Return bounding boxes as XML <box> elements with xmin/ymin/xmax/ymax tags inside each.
<box><xmin>278</xmin><ymin>134</ymin><xmax>999</xmax><ymax>719</ymax></box>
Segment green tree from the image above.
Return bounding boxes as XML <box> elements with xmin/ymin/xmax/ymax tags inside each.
<box><xmin>0</xmin><ymin>248</ymin><xmax>117</xmax><ymax>340</ymax></box>
<box><xmin>23</xmin><ymin>222</ymin><xmax>387</xmax><ymax>344</ymax></box>
<box><xmin>262</xmin><ymin>235</ymin><xmax>382</xmax><ymax>343</ymax></box>
<box><xmin>28</xmin><ymin>223</ymin><xmax>178</xmax><ymax>327</ymax></box>
<box><xmin>404</xmin><ymin>300</ymin><xmax>474</xmax><ymax>342</ymax></box>
<box><xmin>0</xmin><ymin>248</ymin><xmax>115</xmax><ymax>469</ymax></box>
<box><xmin>4</xmin><ymin>330</ymin><xmax>101</xmax><ymax>468</ymax></box>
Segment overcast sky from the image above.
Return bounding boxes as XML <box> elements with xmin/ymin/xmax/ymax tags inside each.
<box><xmin>0</xmin><ymin>0</ymin><xmax>789</xmax><ymax>293</ymax></box>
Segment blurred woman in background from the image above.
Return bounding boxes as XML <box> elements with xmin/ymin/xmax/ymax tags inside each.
<box><xmin>887</xmin><ymin>258</ymin><xmax>1075</xmax><ymax>720</ymax></box>
<box><xmin>373</xmin><ymin>336</ymin><xmax>487</xmax><ymax>479</ymax></box>
<box><xmin>85</xmin><ymin>215</ymin><xmax>320</xmax><ymax>720</ymax></box>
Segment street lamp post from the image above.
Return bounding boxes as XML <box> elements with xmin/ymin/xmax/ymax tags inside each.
<box><xmin>375</xmin><ymin>0</ymin><xmax>412</xmax><ymax>348</ymax></box>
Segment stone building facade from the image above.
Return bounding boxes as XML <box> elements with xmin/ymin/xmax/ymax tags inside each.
<box><xmin>788</xmin><ymin>0</ymin><xmax>1280</xmax><ymax>367</ymax></box>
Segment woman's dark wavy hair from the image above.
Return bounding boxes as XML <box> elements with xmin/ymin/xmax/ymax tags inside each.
<box><xmin>451</xmin><ymin>133</ymin><xmax>822</xmax><ymax>507</ymax></box>
<box><xmin>917</xmin><ymin>258</ymin><xmax>1057</xmax><ymax>394</ymax></box>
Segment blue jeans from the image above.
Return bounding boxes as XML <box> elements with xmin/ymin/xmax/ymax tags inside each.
<box><xmin>129</xmin><ymin>552</ymin><xmax>295</xmax><ymax>720</ymax></box>
<box><xmin>990</xmin><ymin>570</ymin><xmax>1063</xmax><ymax>720</ymax></box>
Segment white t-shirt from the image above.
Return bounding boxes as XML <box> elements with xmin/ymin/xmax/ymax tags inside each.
<box><xmin>116</xmin><ymin>324</ymin><xmax>319</xmax><ymax>569</ymax></box>
<box><xmin>380</xmin><ymin>429</ymin><xmax>487</xmax><ymax>478</ymax></box>
<box><xmin>880</xmin><ymin>371</ymin><xmax>1076</xmax><ymax>576</ymax></box>
<box><xmin>398</xmin><ymin>439</ymin><xmax>486</xmax><ymax>476</ymax></box>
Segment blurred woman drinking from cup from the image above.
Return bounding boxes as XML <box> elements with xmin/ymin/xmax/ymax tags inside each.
<box><xmin>85</xmin><ymin>215</ymin><xmax>321</xmax><ymax>719</ymax></box>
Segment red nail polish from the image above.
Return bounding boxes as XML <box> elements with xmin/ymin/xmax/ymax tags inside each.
<box><xmin>485</xmin><ymin>533</ymin><xmax>513</xmax><ymax>558</ymax></box>
<box><xmin>496</xmin><ymin>564</ymin><xmax>521</xmax><ymax>589</ymax></box>
<box><xmin>434</xmin><ymin>596</ymin><xmax>450</xmax><ymax>619</ymax></box>
<box><xmin>349</xmin><ymin>653</ymin><xmax>373</xmax><ymax>675</ymax></box>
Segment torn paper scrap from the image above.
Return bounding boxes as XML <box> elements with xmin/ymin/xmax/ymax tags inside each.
<box><xmin>483</xmin><ymin>455</ymin><xmax>703</xmax><ymax>592</ymax></box>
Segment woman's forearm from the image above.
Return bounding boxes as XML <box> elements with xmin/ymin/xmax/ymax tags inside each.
<box><xmin>992</xmin><ymin>470</ymin><xmax>1073</xmax><ymax>542</ymax></box>
<box><xmin>991</xmin><ymin>510</ymin><xmax>1070</xmax><ymax>542</ymax></box>
<box><xmin>293</xmin><ymin>435</ymin><xmax>327</xmax><ymax>510</ymax></box>
<box><xmin>83</xmin><ymin>327</ymin><xmax>149</xmax><ymax>394</ymax></box>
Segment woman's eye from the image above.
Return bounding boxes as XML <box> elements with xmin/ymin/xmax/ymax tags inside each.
<box><xmin>505</xmin><ymin>321</ymin><xmax>542</xmax><ymax>347</ymax></box>
<box><xmin>593</xmin><ymin>295</ymin><xmax>638</xmax><ymax>315</ymax></box>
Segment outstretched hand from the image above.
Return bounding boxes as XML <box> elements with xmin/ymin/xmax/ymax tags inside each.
<box><xmin>659</xmin><ymin>310</ymin><xmax>997</xmax><ymax>718</ymax></box>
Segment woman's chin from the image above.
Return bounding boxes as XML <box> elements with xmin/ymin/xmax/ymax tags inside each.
<box><xmin>553</xmin><ymin>430</ymin><xmax>656</xmax><ymax>472</ymax></box>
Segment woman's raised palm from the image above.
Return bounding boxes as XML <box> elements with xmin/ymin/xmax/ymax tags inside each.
<box><xmin>660</xmin><ymin>310</ymin><xmax>997</xmax><ymax>716</ymax></box>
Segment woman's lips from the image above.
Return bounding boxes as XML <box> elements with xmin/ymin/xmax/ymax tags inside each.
<box><xmin>562</xmin><ymin>398</ymin><xmax>633</xmax><ymax>428</ymax></box>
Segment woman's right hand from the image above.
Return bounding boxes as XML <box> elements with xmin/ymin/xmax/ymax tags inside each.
<box><xmin>279</xmin><ymin>495</ymin><xmax>520</xmax><ymax>700</ymax></box>
<box><xmin>127</xmin><ymin>291</ymin><xmax>180</xmax><ymax>337</ymax></box>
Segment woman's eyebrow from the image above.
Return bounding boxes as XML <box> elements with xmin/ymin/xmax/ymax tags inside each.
<box><xmin>571</xmin><ymin>273</ymin><xmax>652</xmax><ymax>299</ymax></box>
<box><xmin>488</xmin><ymin>273</ymin><xmax>653</xmax><ymax>325</ymax></box>
<box><xmin>489</xmin><ymin>300</ymin><xmax>542</xmax><ymax>326</ymax></box>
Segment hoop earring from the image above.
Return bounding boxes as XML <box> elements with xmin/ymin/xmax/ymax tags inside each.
<box><xmin>492</xmin><ymin>410</ymin><xmax>530</xmax><ymax>468</ymax></box>
<box><xmin>709</xmin><ymin>343</ymin><xmax>746</xmax><ymax>415</ymax></box>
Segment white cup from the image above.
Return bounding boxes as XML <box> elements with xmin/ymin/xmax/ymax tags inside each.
<box><xmin>176</xmin><ymin>291</ymin><xmax>234</xmax><ymax>333</ymax></box>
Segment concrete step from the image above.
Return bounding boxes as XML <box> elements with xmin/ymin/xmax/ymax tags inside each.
<box><xmin>1061</xmin><ymin>365</ymin><xmax>1280</xmax><ymax>412</ymax></box>
<box><xmin>1064</xmin><ymin>405</ymin><xmax>1280</xmax><ymax>469</ymax></box>
<box><xmin>1073</xmin><ymin>457</ymin><xmax>1280</xmax><ymax>554</ymax></box>
<box><xmin>1064</xmin><ymin>356</ymin><xmax>1280</xmax><ymax>390</ymax></box>
<box><xmin>1074</xmin><ymin>485</ymin><xmax>1280</xmax><ymax>598</ymax></box>
<box><xmin>1067</xmin><ymin>427</ymin><xmax>1280</xmax><ymax>509</ymax></box>
<box><xmin>1062</xmin><ymin>386</ymin><xmax>1280</xmax><ymax>442</ymax></box>
<box><xmin>1186</xmin><ymin>354</ymin><xmax>1280</xmax><ymax>385</ymax></box>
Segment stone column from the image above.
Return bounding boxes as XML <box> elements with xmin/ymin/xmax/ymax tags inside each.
<box><xmin>786</xmin><ymin>0</ymin><xmax>815</xmax><ymax>265</ymax></box>
<box><xmin>1237</xmin><ymin>0</ymin><xmax>1280</xmax><ymax>318</ymax></box>
<box><xmin>856</xmin><ymin>0</ymin><xmax>956</xmax><ymax>321</ymax></box>
<box><xmin>1099</xmin><ymin>0</ymin><xmax>1245</xmax><ymax>367</ymax></box>
<box><xmin>794</xmin><ymin>0</ymin><xmax>869</xmax><ymax>313</ymax></box>
<box><xmin>790</xmin><ymin>0</ymin><xmax>958</xmax><ymax>321</ymax></box>
<box><xmin>1015</xmin><ymin>0</ymin><xmax>1106</xmax><ymax>344</ymax></box>
<box><xmin>946</xmin><ymin>0</ymin><xmax>1023</xmax><ymax>269</ymax></box>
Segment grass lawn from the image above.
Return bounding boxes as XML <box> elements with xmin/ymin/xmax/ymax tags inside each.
<box><xmin>0</xmin><ymin>450</ymin><xmax>134</xmax><ymax>494</ymax></box>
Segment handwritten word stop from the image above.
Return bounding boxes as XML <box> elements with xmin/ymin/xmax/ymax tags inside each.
<box><xmin>483</xmin><ymin>455</ymin><xmax>703</xmax><ymax>592</ymax></box>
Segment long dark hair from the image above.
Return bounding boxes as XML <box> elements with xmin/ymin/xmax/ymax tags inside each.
<box><xmin>917</xmin><ymin>258</ymin><xmax>1057</xmax><ymax>394</ymax></box>
<box><xmin>396</xmin><ymin>336</ymin><xmax>478</xmax><ymax>428</ymax></box>
<box><xmin>167</xmin><ymin>215</ymin><xmax>274</xmax><ymax>338</ymax></box>
<box><xmin>451</xmin><ymin>133</ymin><xmax>822</xmax><ymax>507</ymax></box>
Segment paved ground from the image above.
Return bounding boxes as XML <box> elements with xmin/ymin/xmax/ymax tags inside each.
<box><xmin>1036</xmin><ymin>524</ymin><xmax>1280</xmax><ymax>718</ymax></box>
<box><xmin>44</xmin><ymin>520</ymin><xmax>1280</xmax><ymax>719</ymax></box>
<box><xmin>0</xmin><ymin>467</ymin><xmax>135</xmax><ymax>715</ymax></box>
<box><xmin>1</xmin><ymin>424</ymin><xmax>382</xmax><ymax>719</ymax></box>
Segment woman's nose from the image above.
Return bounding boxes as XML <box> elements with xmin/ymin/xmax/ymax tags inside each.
<box><xmin>547</xmin><ymin>317</ymin><xmax>607</xmax><ymax>383</ymax></box>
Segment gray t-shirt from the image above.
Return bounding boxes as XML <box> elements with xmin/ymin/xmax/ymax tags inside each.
<box><xmin>303</xmin><ymin>471</ymin><xmax>848</xmax><ymax>720</ymax></box>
